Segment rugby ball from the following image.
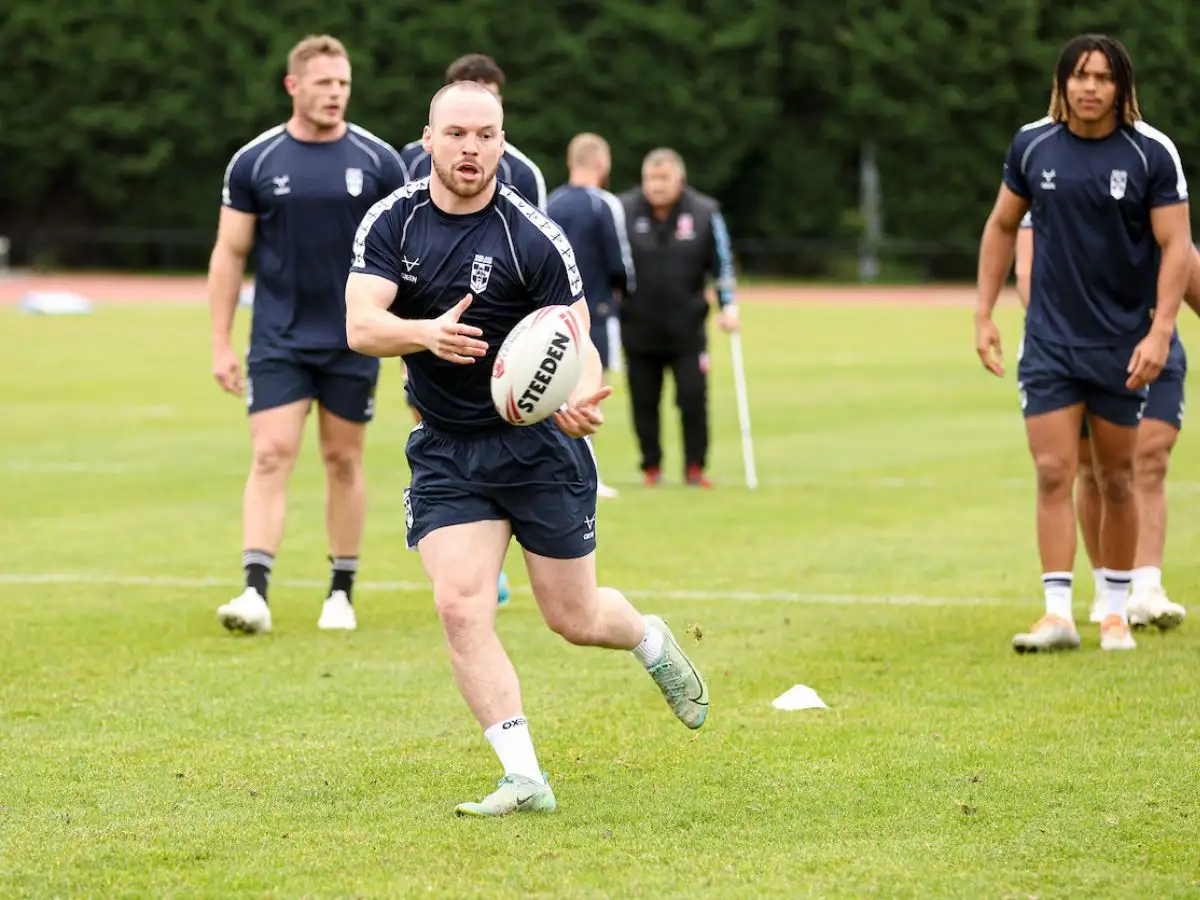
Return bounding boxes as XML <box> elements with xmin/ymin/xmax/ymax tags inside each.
<box><xmin>491</xmin><ymin>305</ymin><xmax>585</xmax><ymax>425</ymax></box>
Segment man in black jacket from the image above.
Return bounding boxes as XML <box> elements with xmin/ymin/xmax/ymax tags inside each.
<box><xmin>619</xmin><ymin>148</ymin><xmax>738</xmax><ymax>487</ymax></box>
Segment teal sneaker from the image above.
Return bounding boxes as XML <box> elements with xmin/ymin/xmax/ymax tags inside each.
<box><xmin>454</xmin><ymin>773</ymin><xmax>556</xmax><ymax>817</ymax></box>
<box><xmin>643</xmin><ymin>615</ymin><xmax>709</xmax><ymax>729</ymax></box>
<box><xmin>497</xmin><ymin>571</ymin><xmax>511</xmax><ymax>606</ymax></box>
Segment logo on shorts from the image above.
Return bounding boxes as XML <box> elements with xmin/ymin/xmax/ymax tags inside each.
<box><xmin>1110</xmin><ymin>169</ymin><xmax>1128</xmax><ymax>199</ymax></box>
<box><xmin>403</xmin><ymin>488</ymin><xmax>414</xmax><ymax>529</ymax></box>
<box><xmin>583</xmin><ymin>513</ymin><xmax>596</xmax><ymax>541</ymax></box>
<box><xmin>245</xmin><ymin>376</ymin><xmax>254</xmax><ymax>409</ymax></box>
<box><xmin>346</xmin><ymin>168</ymin><xmax>364</xmax><ymax>197</ymax></box>
<box><xmin>470</xmin><ymin>254</ymin><xmax>493</xmax><ymax>293</ymax></box>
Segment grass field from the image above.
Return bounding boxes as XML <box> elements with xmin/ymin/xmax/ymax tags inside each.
<box><xmin>3</xmin><ymin>296</ymin><xmax>1200</xmax><ymax>899</ymax></box>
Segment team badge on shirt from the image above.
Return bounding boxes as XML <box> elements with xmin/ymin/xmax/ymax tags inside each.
<box><xmin>1110</xmin><ymin>169</ymin><xmax>1127</xmax><ymax>200</ymax></box>
<box><xmin>470</xmin><ymin>253</ymin><xmax>493</xmax><ymax>293</ymax></box>
<box><xmin>346</xmin><ymin>167</ymin><xmax>363</xmax><ymax>197</ymax></box>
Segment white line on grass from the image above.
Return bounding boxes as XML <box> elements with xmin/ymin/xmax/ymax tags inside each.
<box><xmin>0</xmin><ymin>572</ymin><xmax>1014</xmax><ymax>608</ymax></box>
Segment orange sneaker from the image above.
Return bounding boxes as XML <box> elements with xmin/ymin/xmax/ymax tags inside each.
<box><xmin>1012</xmin><ymin>613</ymin><xmax>1080</xmax><ymax>654</ymax></box>
<box><xmin>1099</xmin><ymin>614</ymin><xmax>1137</xmax><ymax>651</ymax></box>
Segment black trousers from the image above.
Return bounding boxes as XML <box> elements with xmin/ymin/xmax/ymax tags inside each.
<box><xmin>624</xmin><ymin>347</ymin><xmax>708</xmax><ymax>472</ymax></box>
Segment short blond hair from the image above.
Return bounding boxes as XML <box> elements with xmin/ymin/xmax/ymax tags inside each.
<box><xmin>287</xmin><ymin>35</ymin><xmax>349</xmax><ymax>76</ymax></box>
<box><xmin>567</xmin><ymin>133</ymin><xmax>610</xmax><ymax>169</ymax></box>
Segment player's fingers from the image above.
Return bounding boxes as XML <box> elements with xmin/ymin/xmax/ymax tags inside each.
<box><xmin>457</xmin><ymin>336</ymin><xmax>489</xmax><ymax>354</ymax></box>
<box><xmin>580</xmin><ymin>386</ymin><xmax>613</xmax><ymax>406</ymax></box>
<box><xmin>456</xmin><ymin>324</ymin><xmax>485</xmax><ymax>338</ymax></box>
<box><xmin>446</xmin><ymin>294</ymin><xmax>473</xmax><ymax>320</ymax></box>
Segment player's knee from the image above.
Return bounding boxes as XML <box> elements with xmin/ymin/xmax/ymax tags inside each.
<box><xmin>251</xmin><ymin>437</ymin><xmax>299</xmax><ymax>477</ymax></box>
<box><xmin>321</xmin><ymin>444</ymin><xmax>362</xmax><ymax>483</ymax></box>
<box><xmin>1134</xmin><ymin>446</ymin><xmax>1170</xmax><ymax>488</ymax></box>
<box><xmin>1095</xmin><ymin>461</ymin><xmax>1136</xmax><ymax>506</ymax></box>
<box><xmin>433</xmin><ymin>583</ymin><xmax>494</xmax><ymax>638</ymax></box>
<box><xmin>1032</xmin><ymin>453</ymin><xmax>1074</xmax><ymax>498</ymax></box>
<box><xmin>542</xmin><ymin>600</ymin><xmax>599</xmax><ymax>646</ymax></box>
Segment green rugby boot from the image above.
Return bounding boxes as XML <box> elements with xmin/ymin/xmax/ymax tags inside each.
<box><xmin>643</xmin><ymin>615</ymin><xmax>709</xmax><ymax>729</ymax></box>
<box><xmin>454</xmin><ymin>773</ymin><xmax>557</xmax><ymax>818</ymax></box>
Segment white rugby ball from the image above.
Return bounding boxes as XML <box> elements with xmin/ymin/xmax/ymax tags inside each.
<box><xmin>491</xmin><ymin>305</ymin><xmax>585</xmax><ymax>425</ymax></box>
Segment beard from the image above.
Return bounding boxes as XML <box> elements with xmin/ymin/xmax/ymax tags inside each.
<box><xmin>431</xmin><ymin>154</ymin><xmax>496</xmax><ymax>199</ymax></box>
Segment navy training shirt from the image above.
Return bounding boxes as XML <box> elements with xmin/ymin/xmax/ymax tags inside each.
<box><xmin>546</xmin><ymin>184</ymin><xmax>636</xmax><ymax>320</ymax></box>
<box><xmin>401</xmin><ymin>140</ymin><xmax>548</xmax><ymax>210</ymax></box>
<box><xmin>222</xmin><ymin>123</ymin><xmax>410</xmax><ymax>358</ymax></box>
<box><xmin>350</xmin><ymin>177</ymin><xmax>586</xmax><ymax>432</ymax></box>
<box><xmin>1003</xmin><ymin>116</ymin><xmax>1189</xmax><ymax>348</ymax></box>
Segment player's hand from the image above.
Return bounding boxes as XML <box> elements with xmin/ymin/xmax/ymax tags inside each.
<box><xmin>423</xmin><ymin>294</ymin><xmax>488</xmax><ymax>364</ymax></box>
<box><xmin>1127</xmin><ymin>328</ymin><xmax>1170</xmax><ymax>389</ymax></box>
<box><xmin>212</xmin><ymin>344</ymin><xmax>244</xmax><ymax>396</ymax></box>
<box><xmin>554</xmin><ymin>386</ymin><xmax>613</xmax><ymax>438</ymax></box>
<box><xmin>717</xmin><ymin>306</ymin><xmax>739</xmax><ymax>333</ymax></box>
<box><xmin>975</xmin><ymin>315</ymin><xmax>1004</xmax><ymax>377</ymax></box>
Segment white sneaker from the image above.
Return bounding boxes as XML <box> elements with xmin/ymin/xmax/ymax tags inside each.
<box><xmin>1127</xmin><ymin>584</ymin><xmax>1186</xmax><ymax>631</ymax></box>
<box><xmin>318</xmin><ymin>590</ymin><xmax>357</xmax><ymax>631</ymax></box>
<box><xmin>597</xmin><ymin>482</ymin><xmax>619</xmax><ymax>499</ymax></box>
<box><xmin>217</xmin><ymin>588</ymin><xmax>272</xmax><ymax>634</ymax></box>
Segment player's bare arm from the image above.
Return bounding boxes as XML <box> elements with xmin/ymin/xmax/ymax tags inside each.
<box><xmin>345</xmin><ymin>274</ymin><xmax>487</xmax><ymax>363</ymax></box>
<box><xmin>975</xmin><ymin>184</ymin><xmax>1030</xmax><ymax>377</ymax></box>
<box><xmin>1185</xmin><ymin>245</ymin><xmax>1200</xmax><ymax>318</ymax></box>
<box><xmin>207</xmin><ymin>206</ymin><xmax>256</xmax><ymax>395</ymax></box>
<box><xmin>1128</xmin><ymin>203</ymin><xmax>1192</xmax><ymax>389</ymax></box>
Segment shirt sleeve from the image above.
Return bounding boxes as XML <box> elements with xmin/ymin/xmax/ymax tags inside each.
<box><xmin>222</xmin><ymin>149</ymin><xmax>258</xmax><ymax>213</ymax></box>
<box><xmin>1145</xmin><ymin>131</ymin><xmax>1189</xmax><ymax>207</ymax></box>
<box><xmin>528</xmin><ymin>224</ymin><xmax>586</xmax><ymax>310</ymax></box>
<box><xmin>378</xmin><ymin>142</ymin><xmax>410</xmax><ymax>191</ymax></box>
<box><xmin>351</xmin><ymin>198</ymin><xmax>404</xmax><ymax>285</ymax></box>
<box><xmin>1002</xmin><ymin>133</ymin><xmax>1032</xmax><ymax>199</ymax></box>
<box><xmin>709</xmin><ymin>208</ymin><xmax>736</xmax><ymax>308</ymax></box>
<box><xmin>515</xmin><ymin>159</ymin><xmax>548</xmax><ymax>212</ymax></box>
<box><xmin>597</xmin><ymin>191</ymin><xmax>636</xmax><ymax>294</ymax></box>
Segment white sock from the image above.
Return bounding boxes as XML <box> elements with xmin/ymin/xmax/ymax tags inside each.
<box><xmin>1092</xmin><ymin>568</ymin><xmax>1107</xmax><ymax>599</ymax></box>
<box><xmin>630</xmin><ymin>617</ymin><xmax>665</xmax><ymax>667</ymax></box>
<box><xmin>1042</xmin><ymin>572</ymin><xmax>1073</xmax><ymax>621</ymax></box>
<box><xmin>1103</xmin><ymin>569</ymin><xmax>1132</xmax><ymax>622</ymax></box>
<box><xmin>483</xmin><ymin>716</ymin><xmax>544</xmax><ymax>784</ymax></box>
<box><xmin>1132</xmin><ymin>566</ymin><xmax>1162</xmax><ymax>591</ymax></box>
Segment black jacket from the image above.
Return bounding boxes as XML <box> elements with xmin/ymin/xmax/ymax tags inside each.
<box><xmin>617</xmin><ymin>186</ymin><xmax>736</xmax><ymax>354</ymax></box>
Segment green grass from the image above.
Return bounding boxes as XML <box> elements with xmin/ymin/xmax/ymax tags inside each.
<box><xmin>2</xmin><ymin>300</ymin><xmax>1200</xmax><ymax>898</ymax></box>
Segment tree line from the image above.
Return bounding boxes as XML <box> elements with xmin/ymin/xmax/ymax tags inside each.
<box><xmin>3</xmin><ymin>0</ymin><xmax>1198</xmax><ymax>278</ymax></box>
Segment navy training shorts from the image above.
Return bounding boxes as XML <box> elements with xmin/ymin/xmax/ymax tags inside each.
<box><xmin>247</xmin><ymin>349</ymin><xmax>380</xmax><ymax>423</ymax></box>
<box><xmin>1017</xmin><ymin>331</ymin><xmax>1148</xmax><ymax>428</ymax></box>
<box><xmin>403</xmin><ymin>418</ymin><xmax>599</xmax><ymax>559</ymax></box>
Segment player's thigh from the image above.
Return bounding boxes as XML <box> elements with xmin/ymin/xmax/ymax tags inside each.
<box><xmin>522</xmin><ymin>545</ymin><xmax>600</xmax><ymax>631</ymax></box>
<box><xmin>1135</xmin><ymin>418</ymin><xmax>1179</xmax><ymax>483</ymax></box>
<box><xmin>419</xmin><ymin>520</ymin><xmax>514</xmax><ymax>624</ymax></box>
<box><xmin>1025</xmin><ymin>406</ymin><xmax>1085</xmax><ymax>488</ymax></box>
<box><xmin>246</xmin><ymin>359</ymin><xmax>312</xmax><ymax>467</ymax></box>
<box><xmin>316</xmin><ymin>404</ymin><xmax>367</xmax><ymax>469</ymax></box>
<box><xmin>314</xmin><ymin>353</ymin><xmax>380</xmax><ymax>425</ymax></box>
<box><xmin>1016</xmin><ymin>332</ymin><xmax>1086</xmax><ymax>421</ymax></box>
<box><xmin>1085</xmin><ymin>414</ymin><xmax>1138</xmax><ymax>482</ymax></box>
